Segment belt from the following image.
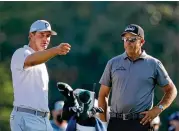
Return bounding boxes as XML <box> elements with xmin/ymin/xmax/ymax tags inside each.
<box><xmin>14</xmin><ymin>107</ymin><xmax>48</xmax><ymax>117</ymax></box>
<box><xmin>110</xmin><ymin>112</ymin><xmax>145</xmax><ymax>120</ymax></box>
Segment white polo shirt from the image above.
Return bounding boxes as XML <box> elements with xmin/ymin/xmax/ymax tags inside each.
<box><xmin>10</xmin><ymin>45</ymin><xmax>49</xmax><ymax>112</ymax></box>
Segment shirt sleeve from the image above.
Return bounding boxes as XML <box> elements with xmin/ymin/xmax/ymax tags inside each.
<box><xmin>99</xmin><ymin>61</ymin><xmax>112</xmax><ymax>87</ymax></box>
<box><xmin>155</xmin><ymin>60</ymin><xmax>171</xmax><ymax>87</ymax></box>
<box><xmin>11</xmin><ymin>48</ymin><xmax>32</xmax><ymax>71</ymax></box>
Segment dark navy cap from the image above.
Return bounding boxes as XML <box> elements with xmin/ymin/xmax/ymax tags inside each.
<box><xmin>121</xmin><ymin>24</ymin><xmax>144</xmax><ymax>38</ymax></box>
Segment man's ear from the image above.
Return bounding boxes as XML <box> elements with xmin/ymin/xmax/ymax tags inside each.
<box><xmin>28</xmin><ymin>33</ymin><xmax>32</xmax><ymax>40</ymax></box>
<box><xmin>141</xmin><ymin>39</ymin><xmax>145</xmax><ymax>45</ymax></box>
<box><xmin>29</xmin><ymin>32</ymin><xmax>35</xmax><ymax>40</ymax></box>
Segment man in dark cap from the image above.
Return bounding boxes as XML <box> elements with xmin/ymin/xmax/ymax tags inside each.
<box><xmin>98</xmin><ymin>24</ymin><xmax>177</xmax><ymax>131</ymax></box>
<box><xmin>168</xmin><ymin>111</ymin><xmax>179</xmax><ymax>131</ymax></box>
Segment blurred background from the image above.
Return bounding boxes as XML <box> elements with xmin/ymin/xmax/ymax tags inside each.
<box><xmin>0</xmin><ymin>1</ymin><xmax>179</xmax><ymax>131</ymax></box>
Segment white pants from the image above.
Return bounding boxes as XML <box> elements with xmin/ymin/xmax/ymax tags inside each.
<box><xmin>10</xmin><ymin>108</ymin><xmax>53</xmax><ymax>131</ymax></box>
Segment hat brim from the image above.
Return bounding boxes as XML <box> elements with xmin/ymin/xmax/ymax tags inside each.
<box><xmin>37</xmin><ymin>29</ymin><xmax>57</xmax><ymax>35</ymax></box>
<box><xmin>121</xmin><ymin>31</ymin><xmax>138</xmax><ymax>37</ymax></box>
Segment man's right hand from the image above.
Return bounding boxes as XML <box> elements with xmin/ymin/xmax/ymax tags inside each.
<box><xmin>55</xmin><ymin>43</ymin><xmax>71</xmax><ymax>55</ymax></box>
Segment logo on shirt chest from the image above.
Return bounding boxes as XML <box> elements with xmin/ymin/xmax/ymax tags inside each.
<box><xmin>116</xmin><ymin>66</ymin><xmax>126</xmax><ymax>71</ymax></box>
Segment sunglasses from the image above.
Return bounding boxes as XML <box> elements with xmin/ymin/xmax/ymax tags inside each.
<box><xmin>122</xmin><ymin>37</ymin><xmax>139</xmax><ymax>43</ymax></box>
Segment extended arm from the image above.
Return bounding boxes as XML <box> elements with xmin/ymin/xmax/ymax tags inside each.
<box><xmin>24</xmin><ymin>43</ymin><xmax>71</xmax><ymax>68</ymax></box>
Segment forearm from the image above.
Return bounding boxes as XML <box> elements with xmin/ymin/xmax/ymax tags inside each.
<box><xmin>158</xmin><ymin>82</ymin><xmax>177</xmax><ymax>110</ymax></box>
<box><xmin>25</xmin><ymin>47</ymin><xmax>57</xmax><ymax>67</ymax></box>
<box><xmin>98</xmin><ymin>96</ymin><xmax>108</xmax><ymax>122</ymax></box>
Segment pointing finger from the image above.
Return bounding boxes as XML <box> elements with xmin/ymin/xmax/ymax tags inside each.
<box><xmin>61</xmin><ymin>43</ymin><xmax>71</xmax><ymax>47</ymax></box>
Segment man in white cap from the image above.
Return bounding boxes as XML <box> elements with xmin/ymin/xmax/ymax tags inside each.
<box><xmin>10</xmin><ymin>20</ymin><xmax>71</xmax><ymax>131</ymax></box>
<box><xmin>150</xmin><ymin>116</ymin><xmax>161</xmax><ymax>131</ymax></box>
<box><xmin>50</xmin><ymin>101</ymin><xmax>67</xmax><ymax>131</ymax></box>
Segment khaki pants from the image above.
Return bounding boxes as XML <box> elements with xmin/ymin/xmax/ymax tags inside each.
<box><xmin>10</xmin><ymin>108</ymin><xmax>53</xmax><ymax>131</ymax></box>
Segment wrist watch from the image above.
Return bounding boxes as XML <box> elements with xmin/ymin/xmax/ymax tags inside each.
<box><xmin>158</xmin><ymin>104</ymin><xmax>164</xmax><ymax>111</ymax></box>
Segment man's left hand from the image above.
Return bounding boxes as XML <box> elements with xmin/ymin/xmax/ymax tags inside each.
<box><xmin>140</xmin><ymin>106</ymin><xmax>162</xmax><ymax>125</ymax></box>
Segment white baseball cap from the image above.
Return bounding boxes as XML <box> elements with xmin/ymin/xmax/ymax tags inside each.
<box><xmin>151</xmin><ymin>116</ymin><xmax>160</xmax><ymax>125</ymax></box>
<box><xmin>54</xmin><ymin>101</ymin><xmax>64</xmax><ymax>111</ymax></box>
<box><xmin>29</xmin><ymin>20</ymin><xmax>57</xmax><ymax>35</ymax></box>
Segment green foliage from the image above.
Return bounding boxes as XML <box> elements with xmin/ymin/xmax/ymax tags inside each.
<box><xmin>0</xmin><ymin>64</ymin><xmax>13</xmax><ymax>131</ymax></box>
<box><xmin>0</xmin><ymin>1</ymin><xmax>179</xmax><ymax>131</ymax></box>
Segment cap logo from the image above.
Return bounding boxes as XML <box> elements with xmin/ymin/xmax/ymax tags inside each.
<box><xmin>45</xmin><ymin>23</ymin><xmax>49</xmax><ymax>28</ymax></box>
<box><xmin>125</xmin><ymin>26</ymin><xmax>135</xmax><ymax>31</ymax></box>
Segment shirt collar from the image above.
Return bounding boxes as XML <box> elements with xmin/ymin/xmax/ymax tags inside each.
<box><xmin>24</xmin><ymin>45</ymin><xmax>35</xmax><ymax>53</ymax></box>
<box><xmin>123</xmin><ymin>50</ymin><xmax>147</xmax><ymax>60</ymax></box>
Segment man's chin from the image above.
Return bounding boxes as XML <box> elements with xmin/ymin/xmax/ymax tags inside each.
<box><xmin>39</xmin><ymin>47</ymin><xmax>47</xmax><ymax>51</ymax></box>
<box><xmin>126</xmin><ymin>50</ymin><xmax>134</xmax><ymax>54</ymax></box>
